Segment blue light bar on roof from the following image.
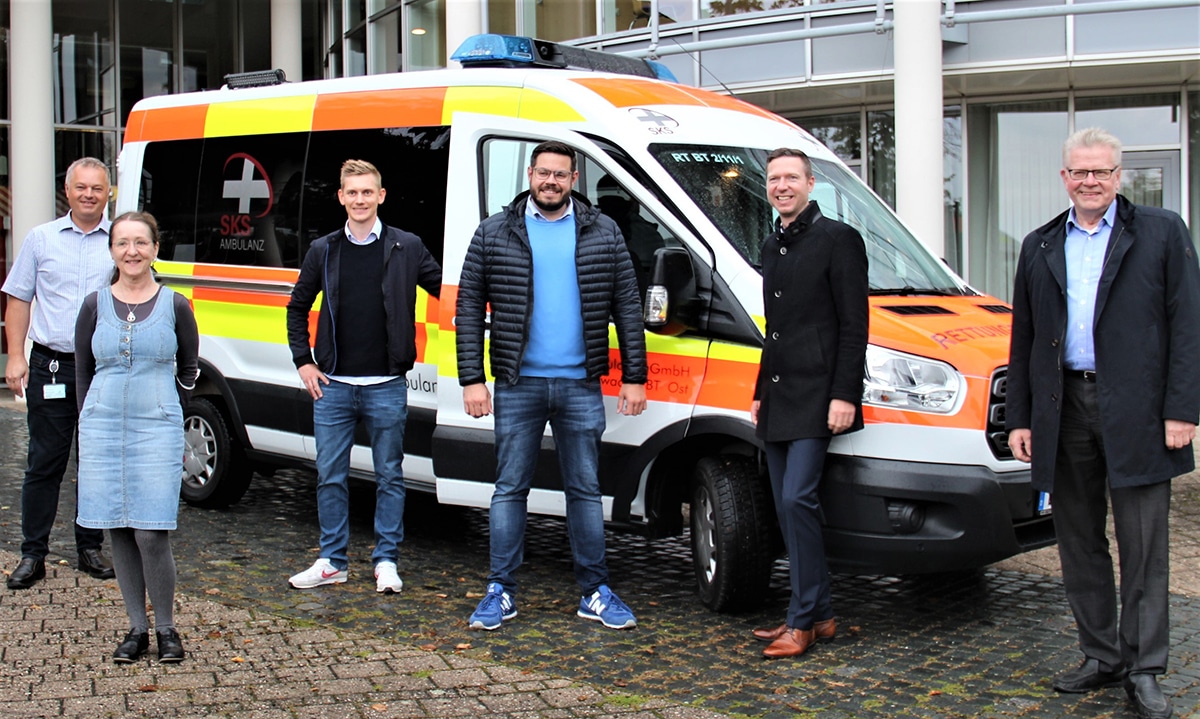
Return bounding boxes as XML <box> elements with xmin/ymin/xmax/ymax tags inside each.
<box><xmin>451</xmin><ymin>34</ymin><xmax>678</xmax><ymax>84</ymax></box>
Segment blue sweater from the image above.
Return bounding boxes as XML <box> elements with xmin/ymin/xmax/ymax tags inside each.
<box><xmin>521</xmin><ymin>210</ymin><xmax>586</xmax><ymax>378</ymax></box>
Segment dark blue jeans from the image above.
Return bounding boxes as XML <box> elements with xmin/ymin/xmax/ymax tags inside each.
<box><xmin>312</xmin><ymin>377</ymin><xmax>408</xmax><ymax>570</ymax></box>
<box><xmin>21</xmin><ymin>349</ymin><xmax>105</xmax><ymax>560</ymax></box>
<box><xmin>489</xmin><ymin>377</ymin><xmax>609</xmax><ymax>595</ymax></box>
<box><xmin>764</xmin><ymin>437</ymin><xmax>833</xmax><ymax>631</ymax></box>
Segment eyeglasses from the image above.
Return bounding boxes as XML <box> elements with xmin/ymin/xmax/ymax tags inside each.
<box><xmin>532</xmin><ymin>167</ymin><xmax>573</xmax><ymax>182</ymax></box>
<box><xmin>1065</xmin><ymin>167</ymin><xmax>1119</xmax><ymax>181</ymax></box>
<box><xmin>112</xmin><ymin>239</ymin><xmax>154</xmax><ymax>251</ymax></box>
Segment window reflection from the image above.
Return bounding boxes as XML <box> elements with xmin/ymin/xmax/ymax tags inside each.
<box><xmin>119</xmin><ymin>0</ymin><xmax>175</xmax><ymax>125</ymax></box>
<box><xmin>53</xmin><ymin>0</ymin><xmax>115</xmax><ymax>126</ymax></box>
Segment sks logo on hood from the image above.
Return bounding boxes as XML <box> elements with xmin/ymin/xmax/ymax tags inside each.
<box><xmin>220</xmin><ymin>153</ymin><xmax>273</xmax><ymax>237</ymax></box>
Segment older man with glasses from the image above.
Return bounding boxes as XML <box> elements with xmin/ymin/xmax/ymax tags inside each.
<box><xmin>1007</xmin><ymin>128</ymin><xmax>1200</xmax><ymax>719</ymax></box>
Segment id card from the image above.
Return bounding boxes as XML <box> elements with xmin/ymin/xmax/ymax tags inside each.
<box><xmin>43</xmin><ymin>383</ymin><xmax>67</xmax><ymax>400</ymax></box>
<box><xmin>1036</xmin><ymin>491</ymin><xmax>1052</xmax><ymax>516</ymax></box>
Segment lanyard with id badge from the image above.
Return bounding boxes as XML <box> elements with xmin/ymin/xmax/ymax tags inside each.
<box><xmin>44</xmin><ymin>359</ymin><xmax>67</xmax><ymax>400</ymax></box>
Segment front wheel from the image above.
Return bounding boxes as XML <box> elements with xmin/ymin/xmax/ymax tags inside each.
<box><xmin>690</xmin><ymin>455</ymin><xmax>776</xmax><ymax>612</ymax></box>
<box><xmin>181</xmin><ymin>397</ymin><xmax>253</xmax><ymax>508</ymax></box>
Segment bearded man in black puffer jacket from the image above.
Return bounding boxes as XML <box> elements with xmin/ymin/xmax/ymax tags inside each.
<box><xmin>456</xmin><ymin>141</ymin><xmax>648</xmax><ymax>633</ymax></box>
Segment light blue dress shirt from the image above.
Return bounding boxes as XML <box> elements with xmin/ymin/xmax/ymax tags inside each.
<box><xmin>1062</xmin><ymin>200</ymin><xmax>1117</xmax><ymax>371</ymax></box>
<box><xmin>1</xmin><ymin>212</ymin><xmax>112</xmax><ymax>353</ymax></box>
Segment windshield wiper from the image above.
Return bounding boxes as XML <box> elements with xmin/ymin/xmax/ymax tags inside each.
<box><xmin>870</xmin><ymin>286</ymin><xmax>960</xmax><ymax>297</ymax></box>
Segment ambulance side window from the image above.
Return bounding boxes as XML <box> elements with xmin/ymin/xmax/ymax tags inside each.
<box><xmin>480</xmin><ymin>137</ymin><xmax>680</xmax><ymax>302</ymax></box>
<box><xmin>195</xmin><ymin>133</ymin><xmax>307</xmax><ymax>268</ymax></box>
<box><xmin>139</xmin><ymin>139</ymin><xmax>203</xmax><ymax>263</ymax></box>
<box><xmin>302</xmin><ymin>126</ymin><xmax>451</xmax><ymax>263</ymax></box>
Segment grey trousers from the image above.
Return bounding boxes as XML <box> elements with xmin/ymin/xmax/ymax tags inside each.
<box><xmin>1052</xmin><ymin>376</ymin><xmax>1171</xmax><ymax>676</ymax></box>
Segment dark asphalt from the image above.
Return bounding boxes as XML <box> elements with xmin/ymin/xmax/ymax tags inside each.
<box><xmin>1</xmin><ymin>405</ymin><xmax>1198</xmax><ymax>718</ymax></box>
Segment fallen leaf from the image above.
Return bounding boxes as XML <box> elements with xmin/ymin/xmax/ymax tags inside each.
<box><xmin>464</xmin><ymin>592</ymin><xmax>483</xmax><ymax>599</ymax></box>
<box><xmin>204</xmin><ymin>588</ymin><xmax>221</xmax><ymax>595</ymax></box>
<box><xmin>231</xmin><ymin>656</ymin><xmax>245</xmax><ymax>663</ymax></box>
<box><xmin>420</xmin><ymin>643</ymin><xmax>437</xmax><ymax>651</ymax></box>
<box><xmin>139</xmin><ymin>685</ymin><xmax>158</xmax><ymax>692</ymax></box>
<box><xmin>206</xmin><ymin>631</ymin><xmax>222</xmax><ymax>639</ymax></box>
<box><xmin>455</xmin><ymin>643</ymin><xmax>471</xmax><ymax>650</ymax></box>
<box><xmin>644</xmin><ymin>647</ymin><xmax>656</xmax><ymax>654</ymax></box>
<box><xmin>648</xmin><ymin>601</ymin><xmax>659</xmax><ymax>607</ymax></box>
<box><xmin>436</xmin><ymin>593</ymin><xmax>449</xmax><ymax>599</ymax></box>
<box><xmin>243</xmin><ymin>639</ymin><xmax>253</xmax><ymax>644</ymax></box>
<box><xmin>613</xmin><ymin>679</ymin><xmax>628</xmax><ymax>687</ymax></box>
<box><xmin>773</xmin><ymin>687</ymin><xmax>788</xmax><ymax>695</ymax></box>
<box><xmin>929</xmin><ymin>690</ymin><xmax>942</xmax><ymax>696</ymax></box>
<box><xmin>58</xmin><ymin>559</ymin><xmax>69</xmax><ymax>565</ymax></box>
<box><xmin>371</xmin><ymin>704</ymin><xmax>388</xmax><ymax>712</ymax></box>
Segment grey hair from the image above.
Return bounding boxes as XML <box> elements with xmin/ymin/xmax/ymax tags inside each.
<box><xmin>65</xmin><ymin>157</ymin><xmax>111</xmax><ymax>187</ymax></box>
<box><xmin>1063</xmin><ymin>128</ymin><xmax>1122</xmax><ymax>168</ymax></box>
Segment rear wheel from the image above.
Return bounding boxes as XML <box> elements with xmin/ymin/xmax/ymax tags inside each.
<box><xmin>690</xmin><ymin>455</ymin><xmax>775</xmax><ymax>612</ymax></box>
<box><xmin>182</xmin><ymin>397</ymin><xmax>253</xmax><ymax>508</ymax></box>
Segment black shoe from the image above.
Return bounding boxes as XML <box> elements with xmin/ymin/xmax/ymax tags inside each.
<box><xmin>112</xmin><ymin>630</ymin><xmax>149</xmax><ymax>663</ymax></box>
<box><xmin>7</xmin><ymin>557</ymin><xmax>46</xmax><ymax>589</ymax></box>
<box><xmin>1053</xmin><ymin>657</ymin><xmax>1126</xmax><ymax>693</ymax></box>
<box><xmin>1125</xmin><ymin>673</ymin><xmax>1173</xmax><ymax>719</ymax></box>
<box><xmin>157</xmin><ymin>628</ymin><xmax>185</xmax><ymax>663</ymax></box>
<box><xmin>77</xmin><ymin>548</ymin><xmax>115</xmax><ymax>580</ymax></box>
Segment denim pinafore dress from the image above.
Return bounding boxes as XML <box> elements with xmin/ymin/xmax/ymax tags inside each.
<box><xmin>77</xmin><ymin>286</ymin><xmax>184</xmax><ymax>530</ymax></box>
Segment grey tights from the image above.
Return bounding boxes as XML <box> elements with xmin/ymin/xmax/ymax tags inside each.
<box><xmin>108</xmin><ymin>528</ymin><xmax>176</xmax><ymax>634</ymax></box>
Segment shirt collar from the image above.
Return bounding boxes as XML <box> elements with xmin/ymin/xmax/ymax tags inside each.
<box><xmin>62</xmin><ymin>211</ymin><xmax>111</xmax><ymax>236</ymax></box>
<box><xmin>525</xmin><ymin>197</ymin><xmax>575</xmax><ymax>223</ymax></box>
<box><xmin>1066</xmin><ymin>199</ymin><xmax>1117</xmax><ymax>234</ymax></box>
<box><xmin>344</xmin><ymin>217</ymin><xmax>383</xmax><ymax>244</ymax></box>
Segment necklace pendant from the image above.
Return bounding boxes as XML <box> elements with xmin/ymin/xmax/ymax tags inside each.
<box><xmin>127</xmin><ymin>310</ymin><xmax>137</xmax><ymax>322</ymax></box>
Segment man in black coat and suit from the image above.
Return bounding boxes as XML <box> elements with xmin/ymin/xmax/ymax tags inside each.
<box><xmin>750</xmin><ymin>148</ymin><xmax>869</xmax><ymax>659</ymax></box>
<box><xmin>1007</xmin><ymin>128</ymin><xmax>1200</xmax><ymax>719</ymax></box>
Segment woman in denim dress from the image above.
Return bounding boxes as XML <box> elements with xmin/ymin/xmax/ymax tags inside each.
<box><xmin>75</xmin><ymin>212</ymin><xmax>199</xmax><ymax>664</ymax></box>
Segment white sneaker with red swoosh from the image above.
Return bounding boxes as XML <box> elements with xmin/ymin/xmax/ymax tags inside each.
<box><xmin>288</xmin><ymin>558</ymin><xmax>348</xmax><ymax>589</ymax></box>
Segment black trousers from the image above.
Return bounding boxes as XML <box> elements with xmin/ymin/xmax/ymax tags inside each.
<box><xmin>764</xmin><ymin>437</ymin><xmax>833</xmax><ymax>630</ymax></box>
<box><xmin>20</xmin><ymin>347</ymin><xmax>105</xmax><ymax>560</ymax></box>
<box><xmin>1052</xmin><ymin>376</ymin><xmax>1170</xmax><ymax>676</ymax></box>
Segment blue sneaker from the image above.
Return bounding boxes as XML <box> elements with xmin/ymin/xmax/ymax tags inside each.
<box><xmin>577</xmin><ymin>585</ymin><xmax>637</xmax><ymax>629</ymax></box>
<box><xmin>469</xmin><ymin>582</ymin><xmax>517</xmax><ymax>630</ymax></box>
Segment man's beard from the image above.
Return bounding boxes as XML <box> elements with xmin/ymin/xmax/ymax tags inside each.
<box><xmin>532</xmin><ymin>189</ymin><xmax>568</xmax><ymax>215</ymax></box>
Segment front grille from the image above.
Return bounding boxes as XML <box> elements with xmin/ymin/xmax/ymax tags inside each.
<box><xmin>986</xmin><ymin>367</ymin><xmax>1013</xmax><ymax>461</ymax></box>
<box><xmin>880</xmin><ymin>305</ymin><xmax>956</xmax><ymax>316</ymax></box>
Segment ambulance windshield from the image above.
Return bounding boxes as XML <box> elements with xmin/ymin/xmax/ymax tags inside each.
<box><xmin>648</xmin><ymin>144</ymin><xmax>968</xmax><ymax>295</ymax></box>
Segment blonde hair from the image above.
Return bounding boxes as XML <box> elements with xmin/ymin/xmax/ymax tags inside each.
<box><xmin>340</xmin><ymin>159</ymin><xmax>382</xmax><ymax>188</ymax></box>
<box><xmin>1063</xmin><ymin>128</ymin><xmax>1122</xmax><ymax>168</ymax></box>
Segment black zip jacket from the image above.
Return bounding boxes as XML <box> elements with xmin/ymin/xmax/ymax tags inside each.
<box><xmin>456</xmin><ymin>194</ymin><xmax>647</xmax><ymax>387</ymax></box>
<box><xmin>287</xmin><ymin>224</ymin><xmax>442</xmax><ymax>376</ymax></box>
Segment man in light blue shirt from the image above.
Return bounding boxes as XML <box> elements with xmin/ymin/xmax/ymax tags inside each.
<box><xmin>3</xmin><ymin>157</ymin><xmax>116</xmax><ymax>589</ymax></box>
<box><xmin>1062</xmin><ymin>200</ymin><xmax>1115</xmax><ymax>373</ymax></box>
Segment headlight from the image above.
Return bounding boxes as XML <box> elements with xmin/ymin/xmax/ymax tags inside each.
<box><xmin>863</xmin><ymin>345</ymin><xmax>963</xmax><ymax>414</ymax></box>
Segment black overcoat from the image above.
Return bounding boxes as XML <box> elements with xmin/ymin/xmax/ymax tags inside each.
<box><xmin>1006</xmin><ymin>195</ymin><xmax>1200</xmax><ymax>491</ymax></box>
<box><xmin>754</xmin><ymin>201</ymin><xmax>869</xmax><ymax>442</ymax></box>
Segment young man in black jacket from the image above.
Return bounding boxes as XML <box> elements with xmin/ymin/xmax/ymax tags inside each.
<box><xmin>285</xmin><ymin>159</ymin><xmax>441</xmax><ymax>594</ymax></box>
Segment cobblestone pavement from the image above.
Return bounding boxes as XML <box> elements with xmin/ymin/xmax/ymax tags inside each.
<box><xmin>2</xmin><ymin>397</ymin><xmax>1200</xmax><ymax>718</ymax></box>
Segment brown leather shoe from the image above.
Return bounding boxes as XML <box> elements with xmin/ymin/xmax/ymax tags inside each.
<box><xmin>753</xmin><ymin>617</ymin><xmax>836</xmax><ymax>643</ymax></box>
<box><xmin>763</xmin><ymin>627</ymin><xmax>816</xmax><ymax>659</ymax></box>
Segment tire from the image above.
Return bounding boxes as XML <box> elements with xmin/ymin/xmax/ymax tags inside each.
<box><xmin>690</xmin><ymin>455</ymin><xmax>775</xmax><ymax>612</ymax></box>
<box><xmin>181</xmin><ymin>397</ymin><xmax>253</xmax><ymax>508</ymax></box>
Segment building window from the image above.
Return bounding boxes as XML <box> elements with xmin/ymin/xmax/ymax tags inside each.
<box><xmin>406</xmin><ymin>0</ymin><xmax>445</xmax><ymax>70</ymax></box>
<box><xmin>943</xmin><ymin>108</ymin><xmax>963</xmax><ymax>275</ymax></box>
<box><xmin>182</xmin><ymin>0</ymin><xmax>239</xmax><ymax>93</ymax></box>
<box><xmin>369</xmin><ymin>4</ymin><xmax>403</xmax><ymax>73</ymax></box>
<box><xmin>966</xmin><ymin>100</ymin><xmax>1069</xmax><ymax>302</ymax></box>
<box><xmin>53</xmin><ymin>0</ymin><xmax>115</xmax><ymax>126</ymax></box>
<box><xmin>800</xmin><ymin>112</ymin><xmax>863</xmax><ymax>178</ymax></box>
<box><xmin>526</xmin><ymin>0</ymin><xmax>596</xmax><ymax>42</ymax></box>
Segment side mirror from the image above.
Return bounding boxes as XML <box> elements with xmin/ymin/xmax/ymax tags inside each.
<box><xmin>643</xmin><ymin>247</ymin><xmax>698</xmax><ymax>336</ymax></box>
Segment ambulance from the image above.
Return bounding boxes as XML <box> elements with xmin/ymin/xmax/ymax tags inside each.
<box><xmin>115</xmin><ymin>34</ymin><xmax>1053</xmax><ymax>611</ymax></box>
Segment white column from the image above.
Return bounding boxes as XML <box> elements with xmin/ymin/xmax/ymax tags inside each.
<box><xmin>271</xmin><ymin>0</ymin><xmax>304</xmax><ymax>82</ymax></box>
<box><xmin>10</xmin><ymin>0</ymin><xmax>56</xmax><ymax>258</ymax></box>
<box><xmin>445</xmin><ymin>0</ymin><xmax>485</xmax><ymax>68</ymax></box>
<box><xmin>893</xmin><ymin>0</ymin><xmax>945</xmax><ymax>258</ymax></box>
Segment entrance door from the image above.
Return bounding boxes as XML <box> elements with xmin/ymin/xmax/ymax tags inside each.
<box><xmin>1121</xmin><ymin>150</ymin><xmax>1181</xmax><ymax>215</ymax></box>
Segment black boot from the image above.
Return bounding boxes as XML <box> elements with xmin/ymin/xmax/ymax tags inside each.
<box><xmin>77</xmin><ymin>549</ymin><xmax>115</xmax><ymax>580</ymax></box>
<box><xmin>157</xmin><ymin>628</ymin><xmax>185</xmax><ymax>663</ymax></box>
<box><xmin>7</xmin><ymin>557</ymin><xmax>46</xmax><ymax>589</ymax></box>
<box><xmin>112</xmin><ymin>630</ymin><xmax>149</xmax><ymax>663</ymax></box>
